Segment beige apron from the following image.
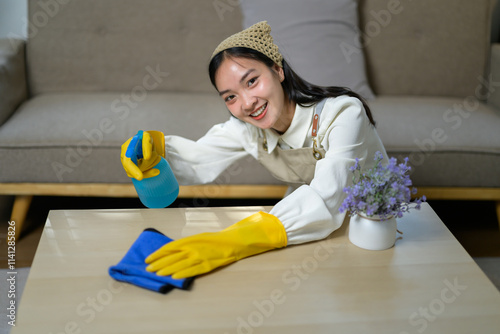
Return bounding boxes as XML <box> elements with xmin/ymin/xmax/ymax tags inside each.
<box><xmin>257</xmin><ymin>100</ymin><xmax>327</xmax><ymax>189</ymax></box>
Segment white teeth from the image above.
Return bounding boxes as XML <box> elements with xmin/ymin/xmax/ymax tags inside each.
<box><xmin>251</xmin><ymin>103</ymin><xmax>267</xmax><ymax>117</ymax></box>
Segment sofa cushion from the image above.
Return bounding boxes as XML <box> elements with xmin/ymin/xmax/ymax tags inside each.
<box><xmin>371</xmin><ymin>96</ymin><xmax>500</xmax><ymax>187</ymax></box>
<box><xmin>240</xmin><ymin>0</ymin><xmax>375</xmax><ymax>100</ymax></box>
<box><xmin>359</xmin><ymin>0</ymin><xmax>494</xmax><ymax>98</ymax></box>
<box><xmin>0</xmin><ymin>39</ymin><xmax>27</xmax><ymax>126</ymax></box>
<box><xmin>488</xmin><ymin>43</ymin><xmax>500</xmax><ymax>110</ymax></box>
<box><xmin>0</xmin><ymin>93</ymin><xmax>281</xmax><ymax>185</ymax></box>
<box><xmin>2</xmin><ymin>93</ymin><xmax>499</xmax><ymax>188</ymax></box>
<box><xmin>26</xmin><ymin>0</ymin><xmax>243</xmax><ymax>95</ymax></box>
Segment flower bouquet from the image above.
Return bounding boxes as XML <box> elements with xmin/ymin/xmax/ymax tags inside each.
<box><xmin>339</xmin><ymin>151</ymin><xmax>426</xmax><ymax>220</ymax></box>
<box><xmin>340</xmin><ymin>151</ymin><xmax>426</xmax><ymax>250</ymax></box>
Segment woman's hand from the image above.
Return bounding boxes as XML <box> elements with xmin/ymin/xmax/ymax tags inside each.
<box><xmin>145</xmin><ymin>212</ymin><xmax>288</xmax><ymax>279</ymax></box>
<box><xmin>120</xmin><ymin>130</ymin><xmax>166</xmax><ymax>180</ymax></box>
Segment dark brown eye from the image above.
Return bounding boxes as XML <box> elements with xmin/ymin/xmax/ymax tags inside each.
<box><xmin>247</xmin><ymin>77</ymin><xmax>257</xmax><ymax>87</ymax></box>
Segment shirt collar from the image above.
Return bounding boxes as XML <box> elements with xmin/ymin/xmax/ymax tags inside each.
<box><xmin>262</xmin><ymin>103</ymin><xmax>313</xmax><ymax>153</ymax></box>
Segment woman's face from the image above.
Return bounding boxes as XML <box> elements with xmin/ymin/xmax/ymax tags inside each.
<box><xmin>215</xmin><ymin>57</ymin><xmax>295</xmax><ymax>133</ymax></box>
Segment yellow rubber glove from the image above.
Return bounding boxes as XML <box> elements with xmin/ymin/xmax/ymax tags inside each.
<box><xmin>145</xmin><ymin>211</ymin><xmax>288</xmax><ymax>279</ymax></box>
<box><xmin>120</xmin><ymin>130</ymin><xmax>165</xmax><ymax>180</ymax></box>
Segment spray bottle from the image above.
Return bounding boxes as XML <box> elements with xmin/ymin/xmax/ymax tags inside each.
<box><xmin>126</xmin><ymin>130</ymin><xmax>179</xmax><ymax>208</ymax></box>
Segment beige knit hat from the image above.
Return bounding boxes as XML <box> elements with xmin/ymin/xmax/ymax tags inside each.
<box><xmin>211</xmin><ymin>21</ymin><xmax>283</xmax><ymax>68</ymax></box>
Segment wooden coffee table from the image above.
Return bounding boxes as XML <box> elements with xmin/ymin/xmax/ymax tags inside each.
<box><xmin>11</xmin><ymin>203</ymin><xmax>500</xmax><ymax>333</ymax></box>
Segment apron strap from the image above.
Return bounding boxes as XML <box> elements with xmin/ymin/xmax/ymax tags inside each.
<box><xmin>311</xmin><ymin>99</ymin><xmax>327</xmax><ymax>160</ymax></box>
<box><xmin>311</xmin><ymin>99</ymin><xmax>327</xmax><ymax>138</ymax></box>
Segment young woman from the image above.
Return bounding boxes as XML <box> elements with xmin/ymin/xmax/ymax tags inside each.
<box><xmin>121</xmin><ymin>21</ymin><xmax>388</xmax><ymax>279</ymax></box>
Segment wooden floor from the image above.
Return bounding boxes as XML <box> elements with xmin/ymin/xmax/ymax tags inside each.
<box><xmin>0</xmin><ymin>196</ymin><xmax>499</xmax><ymax>268</ymax></box>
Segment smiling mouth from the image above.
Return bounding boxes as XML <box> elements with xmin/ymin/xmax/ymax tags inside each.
<box><xmin>251</xmin><ymin>103</ymin><xmax>267</xmax><ymax>119</ymax></box>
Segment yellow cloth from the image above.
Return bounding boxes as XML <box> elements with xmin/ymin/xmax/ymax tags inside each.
<box><xmin>145</xmin><ymin>211</ymin><xmax>288</xmax><ymax>279</ymax></box>
<box><xmin>121</xmin><ymin>131</ymin><xmax>165</xmax><ymax>180</ymax></box>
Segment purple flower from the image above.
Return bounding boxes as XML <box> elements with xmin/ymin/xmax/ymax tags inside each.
<box><xmin>339</xmin><ymin>151</ymin><xmax>426</xmax><ymax>219</ymax></box>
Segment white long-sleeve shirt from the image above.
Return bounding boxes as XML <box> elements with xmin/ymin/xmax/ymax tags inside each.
<box><xmin>164</xmin><ymin>96</ymin><xmax>387</xmax><ymax>245</ymax></box>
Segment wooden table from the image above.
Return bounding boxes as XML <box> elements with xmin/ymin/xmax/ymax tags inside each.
<box><xmin>12</xmin><ymin>203</ymin><xmax>500</xmax><ymax>333</ymax></box>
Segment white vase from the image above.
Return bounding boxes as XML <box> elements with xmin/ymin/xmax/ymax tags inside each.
<box><xmin>348</xmin><ymin>213</ymin><xmax>397</xmax><ymax>251</ymax></box>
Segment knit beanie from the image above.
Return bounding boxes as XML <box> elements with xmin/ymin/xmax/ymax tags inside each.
<box><xmin>211</xmin><ymin>21</ymin><xmax>283</xmax><ymax>68</ymax></box>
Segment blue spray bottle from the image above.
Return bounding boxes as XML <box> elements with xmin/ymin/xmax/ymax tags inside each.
<box><xmin>126</xmin><ymin>130</ymin><xmax>179</xmax><ymax>208</ymax></box>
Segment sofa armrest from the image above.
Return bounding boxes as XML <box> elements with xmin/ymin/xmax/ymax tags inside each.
<box><xmin>0</xmin><ymin>38</ymin><xmax>28</xmax><ymax>126</ymax></box>
<box><xmin>487</xmin><ymin>43</ymin><xmax>500</xmax><ymax>111</ymax></box>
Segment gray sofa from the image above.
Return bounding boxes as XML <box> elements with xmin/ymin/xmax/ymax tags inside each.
<box><xmin>1</xmin><ymin>0</ymin><xmax>500</xmax><ymax>236</ymax></box>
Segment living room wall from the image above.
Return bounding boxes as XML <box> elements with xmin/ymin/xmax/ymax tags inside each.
<box><xmin>0</xmin><ymin>0</ymin><xmax>27</xmax><ymax>39</ymax></box>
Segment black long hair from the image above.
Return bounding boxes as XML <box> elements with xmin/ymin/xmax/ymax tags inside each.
<box><xmin>208</xmin><ymin>47</ymin><xmax>376</xmax><ymax>126</ymax></box>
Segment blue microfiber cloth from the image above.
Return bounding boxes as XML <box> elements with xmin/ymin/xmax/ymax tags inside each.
<box><xmin>109</xmin><ymin>228</ymin><xmax>194</xmax><ymax>294</ymax></box>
